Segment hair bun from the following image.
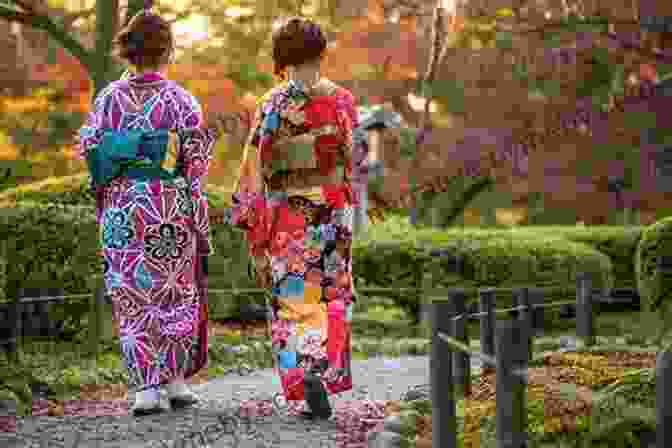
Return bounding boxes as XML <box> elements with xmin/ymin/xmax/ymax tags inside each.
<box><xmin>272</xmin><ymin>17</ymin><xmax>327</xmax><ymax>80</ymax></box>
<box><xmin>113</xmin><ymin>9</ymin><xmax>174</xmax><ymax>69</ymax></box>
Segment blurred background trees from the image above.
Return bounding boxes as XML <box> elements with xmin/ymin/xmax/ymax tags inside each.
<box><xmin>0</xmin><ymin>0</ymin><xmax>671</xmax><ymax>225</ymax></box>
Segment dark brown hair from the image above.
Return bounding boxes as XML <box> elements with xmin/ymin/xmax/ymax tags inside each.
<box><xmin>272</xmin><ymin>17</ymin><xmax>327</xmax><ymax>80</ymax></box>
<box><xmin>113</xmin><ymin>10</ymin><xmax>174</xmax><ymax>70</ymax></box>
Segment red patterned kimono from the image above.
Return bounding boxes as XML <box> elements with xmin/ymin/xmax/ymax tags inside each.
<box><xmin>227</xmin><ymin>78</ymin><xmax>366</xmax><ymax>400</ymax></box>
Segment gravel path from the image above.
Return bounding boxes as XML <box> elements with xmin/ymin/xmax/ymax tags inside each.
<box><xmin>2</xmin><ymin>355</ymin><xmax>486</xmax><ymax>448</ymax></box>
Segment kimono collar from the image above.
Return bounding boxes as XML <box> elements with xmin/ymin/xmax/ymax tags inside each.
<box><xmin>123</xmin><ymin>70</ymin><xmax>166</xmax><ymax>84</ymax></box>
<box><xmin>286</xmin><ymin>77</ymin><xmax>337</xmax><ymax>98</ymax></box>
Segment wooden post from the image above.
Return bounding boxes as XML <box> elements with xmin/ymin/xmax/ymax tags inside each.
<box><xmin>450</xmin><ymin>289</ymin><xmax>470</xmax><ymax>397</ymax></box>
<box><xmin>657</xmin><ymin>350</ymin><xmax>672</xmax><ymax>448</ymax></box>
<box><xmin>527</xmin><ymin>287</ymin><xmax>545</xmax><ymax>335</ymax></box>
<box><xmin>495</xmin><ymin>319</ymin><xmax>529</xmax><ymax>448</ymax></box>
<box><xmin>516</xmin><ymin>287</ymin><xmax>534</xmax><ymax>362</ymax></box>
<box><xmin>479</xmin><ymin>288</ymin><xmax>496</xmax><ymax>373</ymax></box>
<box><xmin>430</xmin><ymin>300</ymin><xmax>457</xmax><ymax>448</ymax></box>
<box><xmin>7</xmin><ymin>301</ymin><xmax>21</xmax><ymax>363</ymax></box>
<box><xmin>576</xmin><ymin>273</ymin><xmax>595</xmax><ymax>348</ymax></box>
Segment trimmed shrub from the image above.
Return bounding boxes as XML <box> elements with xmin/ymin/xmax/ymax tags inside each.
<box><xmin>0</xmin><ymin>201</ymin><xmax>99</xmax><ymax>302</ymax></box>
<box><xmin>0</xmin><ymin>202</ymin><xmax>99</xmax><ymax>337</ymax></box>
<box><xmin>496</xmin><ymin>226</ymin><xmax>643</xmax><ymax>290</ymax></box>
<box><xmin>362</xmin><ymin>217</ymin><xmax>639</xmax><ymax>291</ymax></box>
<box><xmin>635</xmin><ymin>216</ymin><xmax>672</xmax><ymax>313</ymax></box>
<box><xmin>0</xmin><ymin>173</ymin><xmax>230</xmax><ymax>210</ymax></box>
<box><xmin>0</xmin><ymin>182</ymin><xmax>618</xmax><ymax>323</ymax></box>
<box><xmin>0</xmin><ymin>198</ymin><xmax>254</xmax><ymax>322</ymax></box>
<box><xmin>353</xmin><ymin>227</ymin><xmax>613</xmax><ymax>321</ymax></box>
<box><xmin>0</xmin><ymin>173</ymin><xmax>94</xmax><ymax>207</ymax></box>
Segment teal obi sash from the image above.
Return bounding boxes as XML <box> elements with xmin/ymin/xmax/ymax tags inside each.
<box><xmin>86</xmin><ymin>129</ymin><xmax>183</xmax><ymax>187</ymax></box>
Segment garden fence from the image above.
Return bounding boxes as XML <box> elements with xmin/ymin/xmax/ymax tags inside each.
<box><xmin>1</xmin><ymin>257</ymin><xmax>669</xmax><ymax>448</ymax></box>
<box><xmin>431</xmin><ymin>255</ymin><xmax>672</xmax><ymax>448</ymax></box>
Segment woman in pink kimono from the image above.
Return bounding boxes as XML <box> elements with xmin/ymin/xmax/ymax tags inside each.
<box><xmin>76</xmin><ymin>10</ymin><xmax>217</xmax><ymax>415</ymax></box>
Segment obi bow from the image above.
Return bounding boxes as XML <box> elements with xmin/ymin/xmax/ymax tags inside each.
<box><xmin>86</xmin><ymin>129</ymin><xmax>178</xmax><ymax>188</ymax></box>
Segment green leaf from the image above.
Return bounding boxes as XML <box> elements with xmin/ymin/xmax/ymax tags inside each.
<box><xmin>577</xmin><ymin>64</ymin><xmax>612</xmax><ymax>98</ymax></box>
<box><xmin>494</xmin><ymin>31</ymin><xmax>514</xmax><ymax>50</ymax></box>
<box><xmin>495</xmin><ymin>8</ymin><xmax>514</xmax><ymax>17</ymax></box>
<box><xmin>611</xmin><ymin>65</ymin><xmax>626</xmax><ymax>95</ymax></box>
<box><xmin>538</xmin><ymin>79</ymin><xmax>562</xmax><ymax>97</ymax></box>
<box><xmin>574</xmin><ymin>23</ymin><xmax>607</xmax><ymax>33</ymax></box>
<box><xmin>590</xmin><ymin>85</ymin><xmax>612</xmax><ymax>112</ymax></box>
<box><xmin>399</xmin><ymin>127</ymin><xmax>417</xmax><ymax>159</ymax></box>
<box><xmin>659</xmin><ymin>63</ymin><xmax>672</xmax><ymax>80</ymax></box>
<box><xmin>542</xmin><ymin>32</ymin><xmax>564</xmax><ymax>48</ymax></box>
<box><xmin>623</xmin><ymin>110</ymin><xmax>658</xmax><ymax>130</ymax></box>
<box><xmin>512</xmin><ymin>63</ymin><xmax>529</xmax><ymax>81</ymax></box>
<box><xmin>425</xmin><ymin>78</ymin><xmax>465</xmax><ymax>114</ymax></box>
<box><xmin>591</xmin><ymin>47</ymin><xmax>611</xmax><ymax>64</ymax></box>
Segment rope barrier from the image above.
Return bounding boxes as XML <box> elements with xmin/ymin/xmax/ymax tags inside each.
<box><xmin>449</xmin><ymin>299</ymin><xmax>580</xmax><ymax>321</ymax></box>
<box><xmin>437</xmin><ymin>331</ymin><xmax>528</xmax><ymax>380</ymax></box>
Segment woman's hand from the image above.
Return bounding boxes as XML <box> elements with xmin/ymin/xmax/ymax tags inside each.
<box><xmin>367</xmin><ymin>166</ymin><xmax>409</xmax><ymax>210</ymax></box>
<box><xmin>204</xmin><ymin>110</ymin><xmax>253</xmax><ymax>148</ymax></box>
<box><xmin>252</xmin><ymin>254</ymin><xmax>273</xmax><ymax>289</ymax></box>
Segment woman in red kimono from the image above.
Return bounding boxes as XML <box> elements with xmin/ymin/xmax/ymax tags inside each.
<box><xmin>227</xmin><ymin>17</ymin><xmax>369</xmax><ymax>419</ymax></box>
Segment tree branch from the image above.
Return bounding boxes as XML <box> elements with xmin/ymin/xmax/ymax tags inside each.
<box><xmin>486</xmin><ymin>14</ymin><xmax>672</xmax><ymax>64</ymax></box>
<box><xmin>10</xmin><ymin>0</ymin><xmax>38</xmax><ymax>13</ymax></box>
<box><xmin>0</xmin><ymin>4</ymin><xmax>93</xmax><ymax>72</ymax></box>
<box><xmin>440</xmin><ymin>176</ymin><xmax>493</xmax><ymax>227</ymax></box>
<box><xmin>389</xmin><ymin>94</ymin><xmax>421</xmax><ymax>128</ymax></box>
<box><xmin>0</xmin><ymin>5</ymin><xmax>33</xmax><ymax>25</ymax></box>
<box><xmin>61</xmin><ymin>7</ymin><xmax>96</xmax><ymax>28</ymax></box>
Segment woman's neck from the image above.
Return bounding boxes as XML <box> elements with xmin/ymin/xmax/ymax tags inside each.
<box><xmin>135</xmin><ymin>66</ymin><xmax>164</xmax><ymax>76</ymax></box>
<box><xmin>287</xmin><ymin>64</ymin><xmax>321</xmax><ymax>88</ymax></box>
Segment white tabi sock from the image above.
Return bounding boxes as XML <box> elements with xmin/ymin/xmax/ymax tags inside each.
<box><xmin>165</xmin><ymin>380</ymin><xmax>191</xmax><ymax>398</ymax></box>
<box><xmin>135</xmin><ymin>387</ymin><xmax>160</xmax><ymax>406</ymax></box>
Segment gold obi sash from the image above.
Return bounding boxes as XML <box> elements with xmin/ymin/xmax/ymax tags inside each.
<box><xmin>264</xmin><ymin>126</ymin><xmax>345</xmax><ymax>199</ymax></box>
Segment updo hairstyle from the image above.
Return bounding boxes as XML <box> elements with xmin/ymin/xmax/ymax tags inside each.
<box><xmin>112</xmin><ymin>10</ymin><xmax>174</xmax><ymax>70</ymax></box>
<box><xmin>271</xmin><ymin>17</ymin><xmax>327</xmax><ymax>80</ymax></box>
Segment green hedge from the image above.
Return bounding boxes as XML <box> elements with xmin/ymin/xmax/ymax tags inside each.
<box><xmin>0</xmin><ymin>173</ymin><xmax>231</xmax><ymax>210</ymax></box>
<box><xmin>635</xmin><ymin>217</ymin><xmax>672</xmax><ymax>313</ymax></box>
<box><xmin>0</xmin><ymin>199</ymin><xmax>614</xmax><ymax>323</ymax></box>
<box><xmin>363</xmin><ymin>217</ymin><xmax>641</xmax><ymax>290</ymax></box>
<box><xmin>0</xmin><ymin>179</ymin><xmax>632</xmax><ymax>323</ymax></box>
<box><xmin>0</xmin><ymin>173</ymin><xmax>94</xmax><ymax>207</ymax></box>
<box><xmin>0</xmin><ymin>200</ymin><xmax>254</xmax><ymax>321</ymax></box>
<box><xmin>352</xmin><ymin>227</ymin><xmax>613</xmax><ymax>319</ymax></box>
<box><xmin>0</xmin><ymin>174</ymin><xmax>240</xmax><ymax>320</ymax></box>
<box><xmin>0</xmin><ymin>202</ymin><xmax>100</xmax><ymax>335</ymax></box>
<box><xmin>488</xmin><ymin>226</ymin><xmax>643</xmax><ymax>290</ymax></box>
<box><xmin>0</xmin><ymin>201</ymin><xmax>100</xmax><ymax>302</ymax></box>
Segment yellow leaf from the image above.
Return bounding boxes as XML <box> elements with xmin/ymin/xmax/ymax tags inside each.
<box><xmin>496</xmin><ymin>8</ymin><xmax>514</xmax><ymax>17</ymax></box>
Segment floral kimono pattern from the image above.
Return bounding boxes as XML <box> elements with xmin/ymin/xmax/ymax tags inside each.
<box><xmin>77</xmin><ymin>71</ymin><xmax>216</xmax><ymax>391</ymax></box>
<box><xmin>227</xmin><ymin>79</ymin><xmax>367</xmax><ymax>400</ymax></box>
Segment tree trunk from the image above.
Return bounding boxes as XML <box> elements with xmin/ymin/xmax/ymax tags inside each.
<box><xmin>91</xmin><ymin>0</ymin><xmax>121</xmax><ymax>97</ymax></box>
<box><xmin>0</xmin><ymin>0</ymin><xmax>127</xmax><ymax>99</ymax></box>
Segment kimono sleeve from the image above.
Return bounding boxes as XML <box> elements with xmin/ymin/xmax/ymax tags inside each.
<box><xmin>335</xmin><ymin>90</ymin><xmax>367</xmax><ymax>206</ymax></box>
<box><xmin>173</xmin><ymin>86</ymin><xmax>217</xmax><ymax>256</ymax></box>
<box><xmin>75</xmin><ymin>83</ymin><xmax>115</xmax><ymax>225</ymax></box>
<box><xmin>229</xmin><ymin>99</ymin><xmax>273</xmax><ymax>258</ymax></box>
